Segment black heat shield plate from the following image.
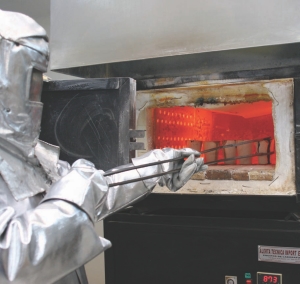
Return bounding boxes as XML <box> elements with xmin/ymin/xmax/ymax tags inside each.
<box><xmin>40</xmin><ymin>78</ymin><xmax>135</xmax><ymax>171</ymax></box>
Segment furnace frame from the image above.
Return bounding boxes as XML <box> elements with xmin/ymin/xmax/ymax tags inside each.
<box><xmin>136</xmin><ymin>79</ymin><xmax>295</xmax><ymax>196</ymax></box>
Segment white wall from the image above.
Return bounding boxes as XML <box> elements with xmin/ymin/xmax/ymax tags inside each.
<box><xmin>0</xmin><ymin>1</ymin><xmax>105</xmax><ymax>283</ymax></box>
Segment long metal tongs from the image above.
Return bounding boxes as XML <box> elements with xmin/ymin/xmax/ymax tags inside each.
<box><xmin>105</xmin><ymin>137</ymin><xmax>273</xmax><ymax>187</ymax></box>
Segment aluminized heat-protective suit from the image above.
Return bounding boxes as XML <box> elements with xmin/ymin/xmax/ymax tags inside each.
<box><xmin>0</xmin><ymin>9</ymin><xmax>206</xmax><ymax>284</ymax></box>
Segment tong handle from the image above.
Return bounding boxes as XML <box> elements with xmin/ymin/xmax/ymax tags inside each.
<box><xmin>108</xmin><ymin>169</ymin><xmax>179</xmax><ymax>187</ymax></box>
<box><xmin>104</xmin><ymin>156</ymin><xmax>184</xmax><ymax>177</ymax></box>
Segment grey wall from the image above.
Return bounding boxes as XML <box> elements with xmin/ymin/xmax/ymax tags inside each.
<box><xmin>0</xmin><ymin>1</ymin><xmax>105</xmax><ymax>283</ymax></box>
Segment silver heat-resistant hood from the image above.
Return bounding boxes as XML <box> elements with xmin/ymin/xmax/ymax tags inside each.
<box><xmin>50</xmin><ymin>0</ymin><xmax>300</xmax><ymax>82</ymax></box>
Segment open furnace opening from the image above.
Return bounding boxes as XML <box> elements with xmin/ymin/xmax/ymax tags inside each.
<box><xmin>136</xmin><ymin>79</ymin><xmax>295</xmax><ymax>195</ymax></box>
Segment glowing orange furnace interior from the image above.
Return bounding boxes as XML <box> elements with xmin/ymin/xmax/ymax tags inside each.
<box><xmin>151</xmin><ymin>101</ymin><xmax>276</xmax><ymax>165</ymax></box>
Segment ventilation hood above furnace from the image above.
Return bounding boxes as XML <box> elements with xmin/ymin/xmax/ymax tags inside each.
<box><xmin>50</xmin><ymin>0</ymin><xmax>300</xmax><ymax>83</ymax></box>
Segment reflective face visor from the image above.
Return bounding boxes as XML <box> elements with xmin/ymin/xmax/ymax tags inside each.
<box><xmin>29</xmin><ymin>69</ymin><xmax>43</xmax><ymax>102</ymax></box>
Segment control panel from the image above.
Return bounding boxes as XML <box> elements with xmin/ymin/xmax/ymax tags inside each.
<box><xmin>225</xmin><ymin>272</ymin><xmax>282</xmax><ymax>283</ymax></box>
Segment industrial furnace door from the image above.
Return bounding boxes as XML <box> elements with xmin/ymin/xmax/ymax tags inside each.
<box><xmin>40</xmin><ymin>78</ymin><xmax>140</xmax><ymax>171</ymax></box>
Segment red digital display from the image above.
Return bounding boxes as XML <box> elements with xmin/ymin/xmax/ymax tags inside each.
<box><xmin>263</xmin><ymin>275</ymin><xmax>277</xmax><ymax>283</ymax></box>
<box><xmin>257</xmin><ymin>272</ymin><xmax>281</xmax><ymax>284</ymax></box>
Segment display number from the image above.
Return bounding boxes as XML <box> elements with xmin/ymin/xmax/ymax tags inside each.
<box><xmin>257</xmin><ymin>272</ymin><xmax>281</xmax><ymax>284</ymax></box>
<box><xmin>263</xmin><ymin>275</ymin><xmax>278</xmax><ymax>283</ymax></box>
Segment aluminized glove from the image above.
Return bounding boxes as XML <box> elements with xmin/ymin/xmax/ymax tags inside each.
<box><xmin>132</xmin><ymin>148</ymin><xmax>207</xmax><ymax>191</ymax></box>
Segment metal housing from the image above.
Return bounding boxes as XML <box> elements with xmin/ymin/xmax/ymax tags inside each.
<box><xmin>50</xmin><ymin>0</ymin><xmax>300</xmax><ymax>80</ymax></box>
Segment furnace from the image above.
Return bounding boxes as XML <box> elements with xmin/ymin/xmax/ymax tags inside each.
<box><xmin>136</xmin><ymin>79</ymin><xmax>295</xmax><ymax>195</ymax></box>
<box><xmin>49</xmin><ymin>1</ymin><xmax>300</xmax><ymax>282</ymax></box>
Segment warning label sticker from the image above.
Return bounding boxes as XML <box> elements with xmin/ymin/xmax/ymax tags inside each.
<box><xmin>258</xmin><ymin>245</ymin><xmax>300</xmax><ymax>264</ymax></box>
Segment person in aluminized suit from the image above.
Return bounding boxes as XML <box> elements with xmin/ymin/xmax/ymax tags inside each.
<box><xmin>0</xmin><ymin>9</ymin><xmax>206</xmax><ymax>284</ymax></box>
